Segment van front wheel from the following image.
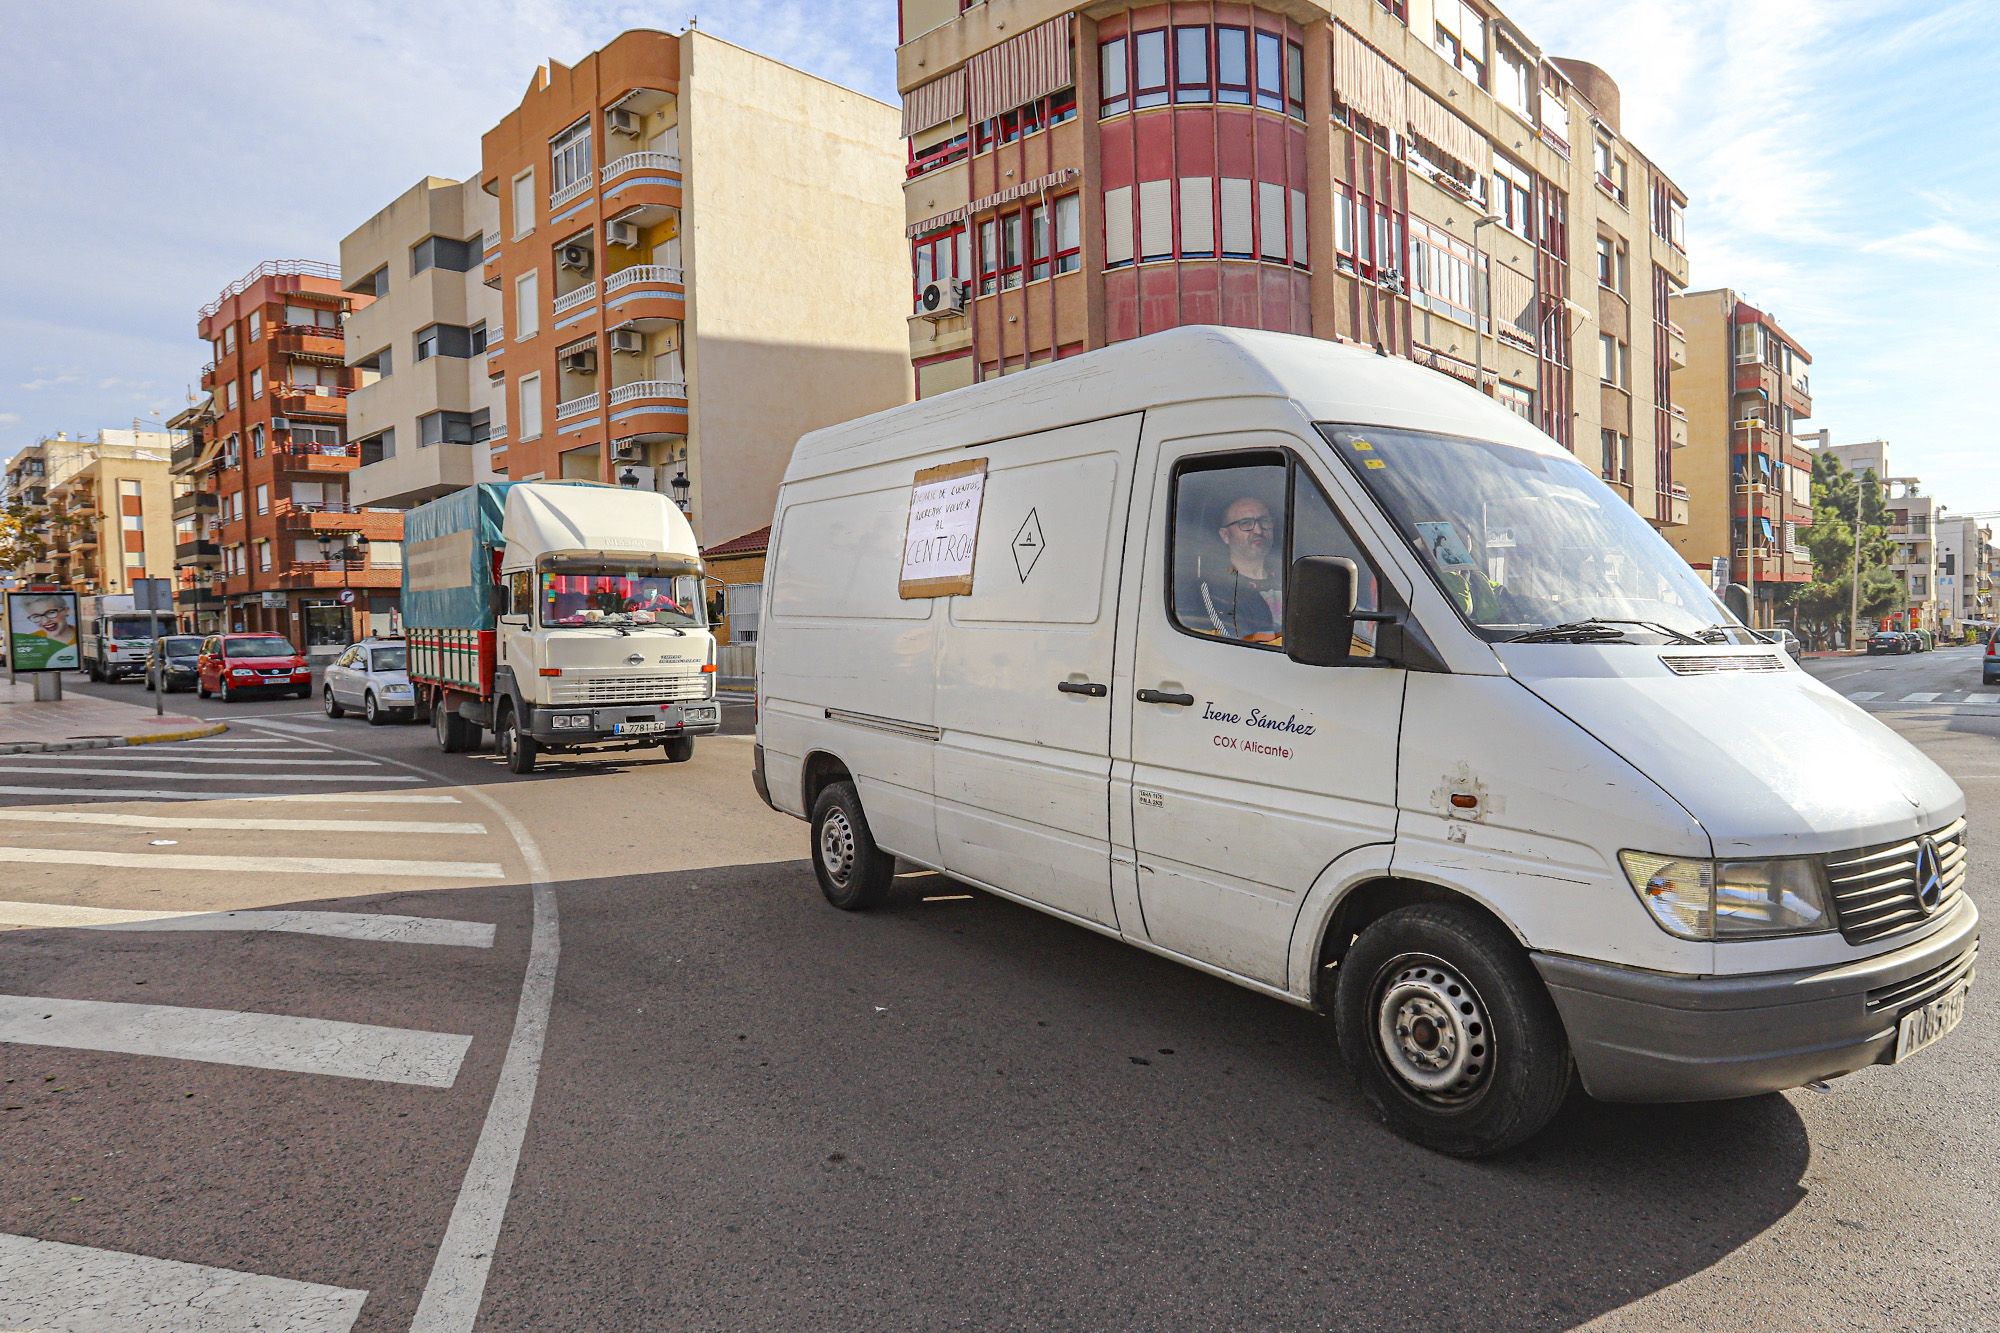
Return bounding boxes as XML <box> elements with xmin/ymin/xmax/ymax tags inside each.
<box><xmin>1334</xmin><ymin>902</ymin><xmax>1573</xmax><ymax>1158</ymax></box>
<box><xmin>810</xmin><ymin>781</ymin><xmax>893</xmax><ymax>911</ymax></box>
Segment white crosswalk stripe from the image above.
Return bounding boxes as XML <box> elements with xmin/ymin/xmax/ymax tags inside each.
<box><xmin>1966</xmin><ymin>694</ymin><xmax>1998</xmax><ymax>705</ymax></box>
<box><xmin>11</xmin><ymin>753</ymin><xmax>381</xmax><ymax>768</ymax></box>
<box><xmin>0</xmin><ymin>846</ymin><xmax>503</xmax><ymax>879</ymax></box>
<box><xmin>0</xmin><ymin>900</ymin><xmax>495</xmax><ymax>946</ymax></box>
<box><xmin>0</xmin><ymin>808</ymin><xmax>484</xmax><ymax>835</ymax></box>
<box><xmin>0</xmin><ymin>1233</ymin><xmax>366</xmax><ymax>1332</ymax></box>
<box><xmin>0</xmin><ymin>764</ymin><xmax>418</xmax><ymax>783</ymax></box>
<box><xmin>0</xmin><ymin>994</ymin><xmax>472</xmax><ymax>1086</ymax></box>
<box><xmin>0</xmin><ymin>785</ymin><xmax>458</xmax><ymax>803</ymax></box>
<box><xmin>1902</xmin><ymin>692</ymin><xmax>1941</xmax><ymax>702</ymax></box>
<box><xmin>1848</xmin><ymin>690</ymin><xmax>1882</xmax><ymax>701</ymax></box>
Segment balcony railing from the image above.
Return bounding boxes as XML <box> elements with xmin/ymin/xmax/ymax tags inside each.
<box><xmin>601</xmin><ymin>151</ymin><xmax>682</xmax><ymax>181</ymax></box>
<box><xmin>605</xmin><ymin>264</ymin><xmax>685</xmax><ymax>293</ymax></box>
<box><xmin>555</xmin><ymin>392</ymin><xmax>600</xmax><ymax>422</ymax></box>
<box><xmin>608</xmin><ymin>379</ymin><xmax>687</xmax><ymax>405</ymax></box>
<box><xmin>550</xmin><ymin>175</ymin><xmax>594</xmax><ymax>209</ymax></box>
<box><xmin>200</xmin><ymin>259</ymin><xmax>340</xmax><ymax>319</ymax></box>
<box><xmin>552</xmin><ymin>282</ymin><xmax>598</xmax><ymax>316</ymax></box>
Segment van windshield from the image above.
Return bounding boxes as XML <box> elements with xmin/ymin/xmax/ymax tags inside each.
<box><xmin>540</xmin><ymin>557</ymin><xmax>705</xmax><ymax>629</ymax></box>
<box><xmin>1321</xmin><ymin>425</ymin><xmax>1752</xmax><ymax>644</ymax></box>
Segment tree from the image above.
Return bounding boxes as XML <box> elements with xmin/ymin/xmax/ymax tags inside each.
<box><xmin>0</xmin><ymin>502</ymin><xmax>50</xmax><ymax>575</ymax></box>
<box><xmin>1792</xmin><ymin>456</ymin><xmax>1899</xmax><ymax>647</ymax></box>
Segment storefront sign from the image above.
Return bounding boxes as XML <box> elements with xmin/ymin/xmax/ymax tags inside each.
<box><xmin>900</xmin><ymin>458</ymin><xmax>988</xmax><ymax>598</ymax></box>
<box><xmin>6</xmin><ymin>591</ymin><xmax>81</xmax><ymax>672</ymax></box>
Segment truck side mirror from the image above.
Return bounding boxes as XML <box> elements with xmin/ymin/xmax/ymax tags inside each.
<box><xmin>1286</xmin><ymin>556</ymin><xmax>1360</xmax><ymax>667</ymax></box>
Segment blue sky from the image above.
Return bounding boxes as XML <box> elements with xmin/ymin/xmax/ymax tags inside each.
<box><xmin>4</xmin><ymin>1</ymin><xmax>1995</xmax><ymax>511</ymax></box>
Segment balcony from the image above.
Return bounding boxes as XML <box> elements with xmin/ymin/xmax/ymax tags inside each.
<box><xmin>276</xmin><ymin>442</ymin><xmax>360</xmax><ymax>473</ymax></box>
<box><xmin>604</xmin><ymin>264</ymin><xmax>686</xmax><ymax>321</ymax></box>
<box><xmin>552</xmin><ymin>280</ymin><xmax>598</xmax><ymax>324</ymax></box>
<box><xmin>1667</xmin><ymin>404</ymin><xmax>1689</xmax><ymax>450</ymax></box>
<box><xmin>605</xmin><ymin>378</ymin><xmax>689</xmax><ymax>437</ymax></box>
<box><xmin>1665</xmin><ymin>321</ymin><xmax>1687</xmax><ymax>370</ymax></box>
<box><xmin>286</xmin><ymin>562</ymin><xmax>402</xmax><ymax>590</ymax></box>
<box><xmin>271</xmin><ymin>325</ymin><xmax>346</xmax><ymax>362</ymax></box>
<box><xmin>172</xmin><ymin>489</ymin><xmax>219</xmax><ymax>521</ymax></box>
<box><xmin>1667</xmin><ymin>484</ymin><xmax>1690</xmax><ymax>527</ymax></box>
<box><xmin>271</xmin><ymin>498</ymin><xmax>403</xmax><ymax>539</ymax></box>
<box><xmin>555</xmin><ymin>391</ymin><xmax>601</xmax><ymax>425</ymax></box>
<box><xmin>550</xmin><ymin>175</ymin><xmax>594</xmax><ymax>211</ymax></box>
<box><xmin>600</xmin><ymin>152</ymin><xmax>683</xmax><ymax>212</ymax></box>
<box><xmin>275</xmin><ymin>383</ymin><xmax>352</xmax><ymax>417</ymax></box>
<box><xmin>176</xmin><ymin>538</ymin><xmax>221</xmax><ymax>564</ymax></box>
<box><xmin>199</xmin><ymin>362</ymin><xmax>217</xmax><ymax>391</ymax></box>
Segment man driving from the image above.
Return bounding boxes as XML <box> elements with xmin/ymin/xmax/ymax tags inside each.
<box><xmin>1194</xmin><ymin>496</ymin><xmax>1284</xmax><ymax>643</ymax></box>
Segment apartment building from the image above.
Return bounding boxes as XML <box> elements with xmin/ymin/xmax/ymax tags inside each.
<box><xmin>342</xmin><ymin>177</ymin><xmax>503</xmax><ymax>511</ymax></box>
<box><xmin>166</xmin><ymin>395</ymin><xmax>224</xmax><ymax>632</ymax></box>
<box><xmin>197</xmin><ymin>260</ymin><xmax>401</xmax><ymax>654</ymax></box>
<box><xmin>1666</xmin><ymin>288</ymin><xmax>1813</xmax><ymax>627</ymax></box>
<box><xmin>896</xmin><ymin>0</ymin><xmax>1691</xmax><ymax>526</ymax></box>
<box><xmin>2</xmin><ymin>441</ymin><xmax>60</xmax><ymax>584</ymax></box>
<box><xmin>480</xmin><ymin>28</ymin><xmax>912</xmax><ymax>546</ymax></box>
<box><xmin>1813</xmin><ymin>437</ymin><xmax>1938</xmax><ymax>633</ymax></box>
<box><xmin>1935</xmin><ymin>513</ymin><xmax>1993</xmax><ymax>639</ymax></box>
<box><xmin>42</xmin><ymin>429</ymin><xmax>180</xmax><ymax>598</ymax></box>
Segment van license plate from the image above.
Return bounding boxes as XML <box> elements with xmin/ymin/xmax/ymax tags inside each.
<box><xmin>1895</xmin><ymin>982</ymin><xmax>1968</xmax><ymax>1063</ymax></box>
<box><xmin>615</xmin><ymin>720</ymin><xmax>671</xmax><ymax>736</ymax></box>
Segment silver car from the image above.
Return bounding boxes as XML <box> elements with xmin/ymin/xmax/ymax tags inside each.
<box><xmin>322</xmin><ymin>638</ymin><xmax>418</xmax><ymax>725</ymax></box>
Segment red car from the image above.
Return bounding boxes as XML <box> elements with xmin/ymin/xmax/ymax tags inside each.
<box><xmin>196</xmin><ymin>633</ymin><xmax>314</xmax><ymax>702</ymax></box>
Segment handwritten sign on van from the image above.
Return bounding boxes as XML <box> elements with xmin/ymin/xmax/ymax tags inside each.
<box><xmin>900</xmin><ymin>458</ymin><xmax>987</xmax><ymax>598</ymax></box>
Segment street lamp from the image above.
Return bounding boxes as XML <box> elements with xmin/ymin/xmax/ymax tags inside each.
<box><xmin>670</xmin><ymin>468</ymin><xmax>690</xmax><ymax>513</ymax></box>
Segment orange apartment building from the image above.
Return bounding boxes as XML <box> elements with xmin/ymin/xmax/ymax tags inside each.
<box><xmin>196</xmin><ymin>260</ymin><xmax>404</xmax><ymax>655</ymax></box>
<box><xmin>478</xmin><ymin>28</ymin><xmax>910</xmax><ymax>549</ymax></box>
<box><xmin>1667</xmin><ymin>288</ymin><xmax>1814</xmax><ymax>628</ymax></box>
<box><xmin>897</xmin><ymin>0</ymin><xmax>1693</xmax><ymax>528</ymax></box>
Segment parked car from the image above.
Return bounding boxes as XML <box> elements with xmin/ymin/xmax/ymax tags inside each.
<box><xmin>1758</xmin><ymin>628</ymin><xmax>1803</xmax><ymax>661</ymax></box>
<box><xmin>1985</xmin><ymin>628</ymin><xmax>2000</xmax><ymax>684</ymax></box>
<box><xmin>196</xmin><ymin>633</ymin><xmax>313</xmax><ymax>702</ymax></box>
<box><xmin>322</xmin><ymin>637</ymin><xmax>418</xmax><ymax>724</ymax></box>
<box><xmin>143</xmin><ymin>635</ymin><xmax>204</xmax><ymax>693</ymax></box>
<box><xmin>1869</xmin><ymin>630</ymin><xmax>1908</xmax><ymax>655</ymax></box>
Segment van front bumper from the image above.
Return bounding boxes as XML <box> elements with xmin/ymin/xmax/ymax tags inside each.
<box><xmin>1535</xmin><ymin>899</ymin><xmax>1978</xmax><ymax>1103</ymax></box>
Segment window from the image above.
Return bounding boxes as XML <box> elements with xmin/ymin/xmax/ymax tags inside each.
<box><xmin>470</xmin><ymin>322</ymin><xmax>487</xmax><ymax>355</ymax></box>
<box><xmin>368</xmin><ymin>267</ymin><xmax>390</xmax><ymax>298</ymax></box>
<box><xmin>247</xmin><ymin>312</ymin><xmax>262</xmax><ymax>341</ymax></box>
<box><xmin>250</xmin><ymin>368</ymin><xmax>263</xmax><ymax>399</ymax></box>
<box><xmin>511</xmin><ymin>169</ymin><xmax>536</xmax><ymax>237</ymax></box>
<box><xmin>417</xmin><ymin>326</ymin><xmax>439</xmax><ymax>362</ymax></box>
<box><xmin>1493</xmin><ymin>156</ymin><xmax>1533</xmax><ymax>238</ymax></box>
<box><xmin>1100</xmin><ymin>37</ymin><xmax>1129</xmax><ymax>116</ymax></box>
<box><xmin>1434</xmin><ymin>0</ymin><xmax>1486</xmax><ymax>84</ymax></box>
<box><xmin>912</xmin><ymin>224</ymin><xmax>967</xmax><ymax>308</ymax></box>
<box><xmin>254</xmin><ymin>484</ymin><xmax>268</xmax><ymax>515</ymax></box>
<box><xmin>1599</xmin><ymin>333</ymin><xmax>1630</xmax><ymax>389</ymax></box>
<box><xmin>1220</xmin><ymin>178</ymin><xmax>1253</xmax><ymax>257</ymax></box>
<box><xmin>973</xmin><ymin>89</ymin><xmax>1076</xmax><ymax>151</ymax></box>
<box><xmin>1287</xmin><ymin>41</ymin><xmax>1306</xmax><ymax>119</ymax></box>
<box><xmin>1495</xmin><ymin>36</ymin><xmax>1532</xmax><ymax>120</ymax></box>
<box><xmin>518</xmin><ymin>373</ymin><xmax>543</xmax><ymax>441</ymax></box>
<box><xmin>515</xmin><ymin>270</ymin><xmax>540</xmax><ymax>340</ymax></box>
<box><xmin>1054</xmin><ymin>194</ymin><xmax>1081</xmax><ymax>274</ymax></box>
<box><xmin>223</xmin><ymin>324</ymin><xmax>237</xmax><ymax>353</ymax></box>
<box><xmin>1258</xmin><ymin>182</ymin><xmax>1287</xmax><ymax>260</ymax></box>
<box><xmin>1174</xmin><ymin>27</ymin><xmax>1209</xmax><ymax>102</ymax></box>
<box><xmin>256</xmin><ymin>540</ymin><xmax>271</xmax><ymax>572</ymax></box>
<box><xmin>910</xmin><ymin>126</ymin><xmax>969</xmax><ymax>176</ymax></box>
<box><xmin>251</xmin><ymin>425</ymin><xmax>265</xmax><ymax>458</ymax></box>
<box><xmin>1497</xmin><ymin>382</ymin><xmax>1535</xmax><ymax>420</ymax></box>
<box><xmin>414</xmin><ymin>324</ymin><xmax>473</xmax><ymax>361</ymax></box>
<box><xmin>1139</xmin><ymin>179</ymin><xmax>1174</xmax><ymax>262</ymax></box>
<box><xmin>1180</xmin><ymin>178</ymin><xmax>1215</xmax><ymax>257</ymax></box>
<box><xmin>360</xmin><ymin>429</ymin><xmax>395</xmax><ymax>466</ymax></box>
<box><xmin>1409</xmin><ymin>218</ymin><xmax>1482</xmax><ymax>326</ymax></box>
<box><xmin>1028</xmin><ymin>203</ymin><xmax>1052</xmax><ymax>281</ymax></box>
<box><xmin>1254</xmin><ymin>32</ymin><xmax>1283</xmax><ymax>110</ymax></box>
<box><xmin>1000</xmin><ymin>211</ymin><xmax>1024</xmax><ymax>288</ymax></box>
<box><xmin>1216</xmin><ymin>27</ymin><xmax>1251</xmax><ymax>104</ymax></box>
<box><xmin>1594</xmin><ymin>137</ymin><xmax>1627</xmax><ymax>203</ymax></box>
<box><xmin>550</xmin><ymin>119</ymin><xmax>592</xmax><ymax>196</ymax></box>
<box><xmin>411</xmin><ymin>235</ymin><xmax>477</xmax><ymax>275</ymax></box>
<box><xmin>419</xmin><ymin>411</ymin><xmax>476</xmax><ymax>446</ymax></box>
<box><xmin>1168</xmin><ymin>452</ymin><xmax>1380</xmax><ymax>655</ymax></box>
<box><xmin>225</xmin><ymin>382</ymin><xmax>238</xmax><ymax>410</ymax></box>
<box><xmin>978</xmin><ymin>216</ymin><xmax>1002</xmax><ymax>290</ymax></box>
<box><xmin>1291</xmin><ymin>188</ymin><xmax>1309</xmax><ymax>268</ymax></box>
<box><xmin>1599</xmin><ymin>429</ymin><xmax>1631</xmax><ymax>482</ymax></box>
<box><xmin>1103</xmin><ymin>187</ymin><xmax>1133</xmax><ymax>267</ymax></box>
<box><xmin>1133</xmin><ymin>30</ymin><xmax>1169</xmax><ymax>108</ymax></box>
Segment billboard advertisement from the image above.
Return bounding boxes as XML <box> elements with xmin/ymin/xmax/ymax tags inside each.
<box><xmin>6</xmin><ymin>591</ymin><xmax>82</xmax><ymax>672</ymax></box>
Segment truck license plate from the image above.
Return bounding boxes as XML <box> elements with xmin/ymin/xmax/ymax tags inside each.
<box><xmin>1895</xmin><ymin>982</ymin><xmax>1968</xmax><ymax>1063</ymax></box>
<box><xmin>615</xmin><ymin>720</ymin><xmax>671</xmax><ymax>736</ymax></box>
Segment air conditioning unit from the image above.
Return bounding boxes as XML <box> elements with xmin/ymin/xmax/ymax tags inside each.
<box><xmin>607</xmin><ymin>108</ymin><xmax>641</xmax><ymax>138</ymax></box>
<box><xmin>917</xmin><ymin>280</ymin><xmax>967</xmax><ymax>319</ymax></box>
<box><xmin>271</xmin><ymin>417</ymin><xmax>291</xmax><ymax>432</ymax></box>
<box><xmin>609</xmin><ymin>328</ymin><xmax>644</xmax><ymax>355</ymax></box>
<box><xmin>613</xmin><ymin>441</ymin><xmax>642</xmax><ymax>461</ymax></box>
<box><xmin>562</xmin><ymin>349</ymin><xmax>598</xmax><ymax>375</ymax></box>
<box><xmin>606</xmin><ymin>220</ymin><xmax>640</xmax><ymax>248</ymax></box>
<box><xmin>559</xmin><ymin>243</ymin><xmax>594</xmax><ymax>273</ymax></box>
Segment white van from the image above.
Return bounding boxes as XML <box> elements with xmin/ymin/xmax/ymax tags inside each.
<box><xmin>752</xmin><ymin>328</ymin><xmax>1977</xmax><ymax>1156</ymax></box>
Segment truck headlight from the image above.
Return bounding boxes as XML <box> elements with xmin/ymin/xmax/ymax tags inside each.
<box><xmin>1619</xmin><ymin>853</ymin><xmax>1834</xmax><ymax>939</ymax></box>
<box><xmin>552</xmin><ymin>713</ymin><xmax>592</xmax><ymax>730</ymax></box>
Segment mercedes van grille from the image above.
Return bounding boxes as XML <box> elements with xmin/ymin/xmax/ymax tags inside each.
<box><xmin>1659</xmin><ymin>654</ymin><xmax>1786</xmax><ymax>675</ymax></box>
<box><xmin>1865</xmin><ymin>943</ymin><xmax>1976</xmax><ymax>1013</ymax></box>
<box><xmin>549</xmin><ymin>674</ymin><xmax>710</xmax><ymax>705</ymax></box>
<box><xmin>1822</xmin><ymin>818</ymin><xmax>1967</xmax><ymax>945</ymax></box>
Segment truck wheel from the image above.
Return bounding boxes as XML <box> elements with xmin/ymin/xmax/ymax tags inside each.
<box><xmin>809</xmin><ymin>780</ymin><xmax>894</xmax><ymax>911</ymax></box>
<box><xmin>497</xmin><ymin>703</ymin><xmax>537</xmax><ymax>774</ymax></box>
<box><xmin>434</xmin><ymin>697</ymin><xmax>470</xmax><ymax>753</ymax></box>
<box><xmin>1333</xmin><ymin>902</ymin><xmax>1573</xmax><ymax>1159</ymax></box>
<box><xmin>324</xmin><ymin>688</ymin><xmax>344</xmax><ymax>719</ymax></box>
<box><xmin>662</xmin><ymin>736</ymin><xmax>695</xmax><ymax>763</ymax></box>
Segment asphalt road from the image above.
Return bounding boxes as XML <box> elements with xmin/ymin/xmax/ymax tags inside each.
<box><xmin>2</xmin><ymin>657</ymin><xmax>1992</xmax><ymax>1330</ymax></box>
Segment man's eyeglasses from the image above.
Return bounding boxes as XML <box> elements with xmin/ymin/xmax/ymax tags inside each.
<box><xmin>1221</xmin><ymin>516</ymin><xmax>1275</xmax><ymax>535</ymax></box>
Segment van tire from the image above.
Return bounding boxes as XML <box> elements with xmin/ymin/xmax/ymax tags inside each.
<box><xmin>809</xmin><ymin>780</ymin><xmax>893</xmax><ymax>911</ymax></box>
<box><xmin>1334</xmin><ymin>902</ymin><xmax>1572</xmax><ymax>1158</ymax></box>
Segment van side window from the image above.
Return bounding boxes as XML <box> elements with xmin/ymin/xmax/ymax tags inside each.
<box><xmin>1169</xmin><ymin>451</ymin><xmax>1380</xmax><ymax>656</ymax></box>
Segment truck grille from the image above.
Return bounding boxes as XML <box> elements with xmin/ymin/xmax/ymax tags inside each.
<box><xmin>1823</xmin><ymin>818</ymin><xmax>1968</xmax><ymax>945</ymax></box>
<box><xmin>1865</xmin><ymin>943</ymin><xmax>1977</xmax><ymax>1013</ymax></box>
<box><xmin>549</xmin><ymin>674</ymin><xmax>709</xmax><ymax>705</ymax></box>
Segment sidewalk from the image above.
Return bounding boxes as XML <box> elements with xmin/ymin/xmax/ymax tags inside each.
<box><xmin>0</xmin><ymin>676</ymin><xmax>225</xmax><ymax>754</ymax></box>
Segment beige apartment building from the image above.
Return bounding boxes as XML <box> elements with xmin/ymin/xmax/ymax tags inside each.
<box><xmin>343</xmin><ymin>176</ymin><xmax>504</xmax><ymax>510</ymax></box>
<box><xmin>1935</xmin><ymin>513</ymin><xmax>1993</xmax><ymax>639</ymax></box>
<box><xmin>479</xmin><ymin>28</ymin><xmax>912</xmax><ymax>548</ymax></box>
<box><xmin>1667</xmin><ymin>288</ymin><xmax>1813</xmax><ymax>627</ymax></box>
<box><xmin>896</xmin><ymin>0</ymin><xmax>1691</xmax><ymax>527</ymax></box>
<box><xmin>10</xmin><ymin>430</ymin><xmax>180</xmax><ymax>596</ymax></box>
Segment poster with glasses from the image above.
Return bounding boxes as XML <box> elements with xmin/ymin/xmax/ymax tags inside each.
<box><xmin>7</xmin><ymin>591</ymin><xmax>81</xmax><ymax>671</ymax></box>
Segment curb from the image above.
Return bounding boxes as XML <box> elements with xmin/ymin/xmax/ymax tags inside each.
<box><xmin>0</xmin><ymin>721</ymin><xmax>228</xmax><ymax>756</ymax></box>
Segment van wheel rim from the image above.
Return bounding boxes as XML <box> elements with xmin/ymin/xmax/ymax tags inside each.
<box><xmin>1373</xmin><ymin>953</ymin><xmax>1492</xmax><ymax>1104</ymax></box>
<box><xmin>819</xmin><ymin>808</ymin><xmax>856</xmax><ymax>887</ymax></box>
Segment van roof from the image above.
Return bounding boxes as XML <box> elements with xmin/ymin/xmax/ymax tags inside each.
<box><xmin>786</xmin><ymin>326</ymin><xmax>1568</xmax><ymax>481</ymax></box>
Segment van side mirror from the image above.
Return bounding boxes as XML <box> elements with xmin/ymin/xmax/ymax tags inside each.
<box><xmin>1286</xmin><ymin>556</ymin><xmax>1360</xmax><ymax>667</ymax></box>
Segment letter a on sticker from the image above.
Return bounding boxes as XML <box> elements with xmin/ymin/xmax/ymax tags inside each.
<box><xmin>1012</xmin><ymin>509</ymin><xmax>1045</xmax><ymax>582</ymax></box>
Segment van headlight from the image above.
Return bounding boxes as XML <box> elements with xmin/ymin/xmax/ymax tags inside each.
<box><xmin>1618</xmin><ymin>853</ymin><xmax>1835</xmax><ymax>939</ymax></box>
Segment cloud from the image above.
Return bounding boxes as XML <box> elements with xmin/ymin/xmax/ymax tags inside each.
<box><xmin>18</xmin><ymin>374</ymin><xmax>80</xmax><ymax>392</ymax></box>
<box><xmin>0</xmin><ymin>414</ymin><xmax>20</xmax><ymax>427</ymax></box>
<box><xmin>1859</xmin><ymin>223</ymin><xmax>1998</xmax><ymax>264</ymax></box>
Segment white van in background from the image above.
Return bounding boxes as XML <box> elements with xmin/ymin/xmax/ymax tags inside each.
<box><xmin>752</xmin><ymin>328</ymin><xmax>1976</xmax><ymax>1156</ymax></box>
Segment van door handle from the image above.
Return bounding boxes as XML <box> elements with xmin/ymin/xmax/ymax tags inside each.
<box><xmin>1136</xmin><ymin>688</ymin><xmax>1195</xmax><ymax>706</ymax></box>
<box><xmin>1057</xmin><ymin>680</ymin><xmax>1108</xmax><ymax>697</ymax></box>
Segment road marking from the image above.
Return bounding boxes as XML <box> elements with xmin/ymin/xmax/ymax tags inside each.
<box><xmin>173</xmin><ymin>738</ymin><xmax>293</xmax><ymax>746</ymax></box>
<box><xmin>0</xmin><ymin>808</ymin><xmax>485</xmax><ymax>835</ymax></box>
<box><xmin>0</xmin><ymin>994</ymin><xmax>472</xmax><ymax>1087</ymax></box>
<box><xmin>1901</xmin><ymin>692</ymin><xmax>1942</xmax><ymax>702</ymax></box>
<box><xmin>0</xmin><ymin>900</ymin><xmax>495</xmax><ymax>946</ymax></box>
<box><xmin>0</xmin><ymin>785</ymin><xmax>458</xmax><ymax>804</ymax></box>
<box><xmin>228</xmin><ymin>719</ymin><xmax>332</xmax><ymax>734</ymax></box>
<box><xmin>1847</xmin><ymin>690</ymin><xmax>1882</xmax><ymax>701</ymax></box>
<box><xmin>11</xmin><ymin>753</ymin><xmax>381</xmax><ymax>768</ymax></box>
<box><xmin>0</xmin><ymin>1232</ymin><xmax>366</xmax><ymax>1332</ymax></box>
<box><xmin>1966</xmin><ymin>694</ymin><xmax>1998</xmax><ymax>705</ymax></box>
<box><xmin>0</xmin><ymin>765</ymin><xmax>418</xmax><ymax>783</ymax></box>
<box><xmin>0</xmin><ymin>846</ymin><xmax>504</xmax><ymax>879</ymax></box>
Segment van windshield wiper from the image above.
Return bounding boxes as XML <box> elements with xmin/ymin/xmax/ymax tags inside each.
<box><xmin>1508</xmin><ymin>618</ymin><xmax>1702</xmax><ymax>646</ymax></box>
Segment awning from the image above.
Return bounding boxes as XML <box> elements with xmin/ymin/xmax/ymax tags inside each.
<box><xmin>967</xmin><ymin>16</ymin><xmax>1072</xmax><ymax>125</ymax></box>
<box><xmin>1491</xmin><ymin>263</ymin><xmax>1536</xmax><ymax>343</ymax></box>
<box><xmin>1409</xmin><ymin>91</ymin><xmax>1486</xmax><ymax>175</ymax></box>
<box><xmin>901</xmin><ymin>69</ymin><xmax>965</xmax><ymax>138</ymax></box>
<box><xmin>1332</xmin><ymin>25</ymin><xmax>1406</xmax><ymax>131</ymax></box>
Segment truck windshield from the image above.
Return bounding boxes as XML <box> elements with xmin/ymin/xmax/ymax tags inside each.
<box><xmin>107</xmin><ymin>617</ymin><xmax>159</xmax><ymax>639</ymax></box>
<box><xmin>540</xmin><ymin>560</ymin><xmax>705</xmax><ymax>629</ymax></box>
<box><xmin>1321</xmin><ymin>424</ymin><xmax>1752</xmax><ymax>644</ymax></box>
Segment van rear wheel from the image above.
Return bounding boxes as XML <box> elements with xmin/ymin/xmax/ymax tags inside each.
<box><xmin>1333</xmin><ymin>902</ymin><xmax>1573</xmax><ymax>1158</ymax></box>
<box><xmin>810</xmin><ymin>780</ymin><xmax>894</xmax><ymax>911</ymax></box>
